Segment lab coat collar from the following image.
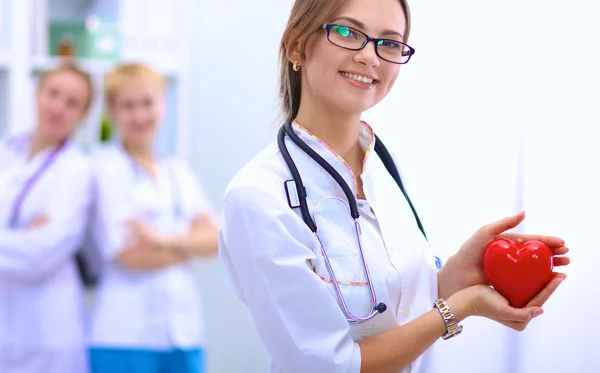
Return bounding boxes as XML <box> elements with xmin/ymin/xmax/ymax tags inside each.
<box><xmin>291</xmin><ymin>120</ymin><xmax>376</xmax><ymax>197</ymax></box>
<box><xmin>6</xmin><ymin>131</ymin><xmax>72</xmax><ymax>163</ymax></box>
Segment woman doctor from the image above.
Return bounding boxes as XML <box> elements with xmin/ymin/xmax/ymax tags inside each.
<box><xmin>218</xmin><ymin>0</ymin><xmax>571</xmax><ymax>372</ymax></box>
<box><xmin>88</xmin><ymin>63</ymin><xmax>218</xmax><ymax>373</ymax></box>
<box><xmin>0</xmin><ymin>63</ymin><xmax>94</xmax><ymax>373</ymax></box>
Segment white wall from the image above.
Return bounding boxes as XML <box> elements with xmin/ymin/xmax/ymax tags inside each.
<box><xmin>517</xmin><ymin>1</ymin><xmax>600</xmax><ymax>372</ymax></box>
<box><xmin>188</xmin><ymin>0</ymin><xmax>598</xmax><ymax>372</ymax></box>
<box><xmin>190</xmin><ymin>1</ymin><xmax>295</xmax><ymax>372</ymax></box>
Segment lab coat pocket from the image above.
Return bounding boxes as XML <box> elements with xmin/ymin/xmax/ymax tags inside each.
<box><xmin>311</xmin><ymin>198</ymin><xmax>374</xmax><ymax>324</ymax></box>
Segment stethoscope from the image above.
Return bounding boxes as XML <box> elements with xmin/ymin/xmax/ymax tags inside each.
<box><xmin>7</xmin><ymin>139</ymin><xmax>67</xmax><ymax>228</ymax></box>
<box><xmin>277</xmin><ymin>121</ymin><xmax>427</xmax><ymax>323</ymax></box>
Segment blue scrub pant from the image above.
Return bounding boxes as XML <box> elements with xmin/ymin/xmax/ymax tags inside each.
<box><xmin>89</xmin><ymin>347</ymin><xmax>205</xmax><ymax>373</ymax></box>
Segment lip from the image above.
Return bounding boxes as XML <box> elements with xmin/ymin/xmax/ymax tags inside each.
<box><xmin>339</xmin><ymin>70</ymin><xmax>380</xmax><ymax>82</ymax></box>
<box><xmin>339</xmin><ymin>71</ymin><xmax>379</xmax><ymax>91</ymax></box>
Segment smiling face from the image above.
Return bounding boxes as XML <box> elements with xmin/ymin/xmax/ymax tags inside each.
<box><xmin>110</xmin><ymin>83</ymin><xmax>165</xmax><ymax>147</ymax></box>
<box><xmin>105</xmin><ymin>63</ymin><xmax>166</xmax><ymax>149</ymax></box>
<box><xmin>292</xmin><ymin>0</ymin><xmax>408</xmax><ymax>116</ymax></box>
<box><xmin>36</xmin><ymin>70</ymin><xmax>91</xmax><ymax>142</ymax></box>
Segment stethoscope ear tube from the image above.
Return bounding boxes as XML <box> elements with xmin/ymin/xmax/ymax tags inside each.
<box><xmin>282</xmin><ymin>122</ymin><xmax>360</xmax><ymax>220</ymax></box>
<box><xmin>278</xmin><ymin>126</ymin><xmax>317</xmax><ymax>232</ymax></box>
<box><xmin>373</xmin><ymin>134</ymin><xmax>427</xmax><ymax>241</ymax></box>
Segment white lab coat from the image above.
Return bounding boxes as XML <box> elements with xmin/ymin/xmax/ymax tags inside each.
<box><xmin>88</xmin><ymin>143</ymin><xmax>212</xmax><ymax>350</ymax></box>
<box><xmin>0</xmin><ymin>133</ymin><xmax>93</xmax><ymax>373</ymax></box>
<box><xmin>219</xmin><ymin>122</ymin><xmax>440</xmax><ymax>373</ymax></box>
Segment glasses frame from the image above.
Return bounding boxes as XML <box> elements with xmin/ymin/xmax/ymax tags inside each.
<box><xmin>320</xmin><ymin>23</ymin><xmax>416</xmax><ymax>65</ymax></box>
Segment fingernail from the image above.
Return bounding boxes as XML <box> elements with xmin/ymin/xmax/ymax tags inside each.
<box><xmin>532</xmin><ymin>309</ymin><xmax>544</xmax><ymax>319</ymax></box>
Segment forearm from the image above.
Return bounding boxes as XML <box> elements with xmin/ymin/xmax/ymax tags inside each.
<box><xmin>162</xmin><ymin>227</ymin><xmax>219</xmax><ymax>258</ymax></box>
<box><xmin>438</xmin><ymin>264</ymin><xmax>452</xmax><ymax>300</ymax></box>
<box><xmin>116</xmin><ymin>247</ymin><xmax>187</xmax><ymax>271</ymax></box>
<box><xmin>359</xmin><ymin>292</ymin><xmax>471</xmax><ymax>373</ymax></box>
<box><xmin>437</xmin><ymin>254</ymin><xmax>466</xmax><ymax>300</ymax></box>
<box><xmin>0</xmin><ymin>226</ymin><xmax>82</xmax><ymax>280</ymax></box>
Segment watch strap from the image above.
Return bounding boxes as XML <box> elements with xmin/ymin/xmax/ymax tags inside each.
<box><xmin>433</xmin><ymin>298</ymin><xmax>463</xmax><ymax>340</ymax></box>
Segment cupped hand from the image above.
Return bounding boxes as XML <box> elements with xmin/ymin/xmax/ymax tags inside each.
<box><xmin>453</xmin><ymin>272</ymin><xmax>567</xmax><ymax>331</ymax></box>
<box><xmin>440</xmin><ymin>211</ymin><xmax>570</xmax><ymax>298</ymax></box>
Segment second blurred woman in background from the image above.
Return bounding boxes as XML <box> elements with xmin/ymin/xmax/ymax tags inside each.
<box><xmin>87</xmin><ymin>63</ymin><xmax>219</xmax><ymax>373</ymax></box>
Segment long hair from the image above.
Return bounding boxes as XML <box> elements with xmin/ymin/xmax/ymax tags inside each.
<box><xmin>278</xmin><ymin>0</ymin><xmax>412</xmax><ymax>124</ymax></box>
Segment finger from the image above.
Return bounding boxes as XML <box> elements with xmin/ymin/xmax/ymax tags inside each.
<box><xmin>526</xmin><ymin>273</ymin><xmax>567</xmax><ymax>307</ymax></box>
<box><xmin>28</xmin><ymin>215</ymin><xmax>49</xmax><ymax>227</ymax></box>
<box><xmin>550</xmin><ymin>246</ymin><xmax>569</xmax><ymax>255</ymax></box>
<box><xmin>497</xmin><ymin>319</ymin><xmax>528</xmax><ymax>332</ymax></box>
<box><xmin>499</xmin><ymin>232</ymin><xmax>565</xmax><ymax>248</ymax></box>
<box><xmin>553</xmin><ymin>256</ymin><xmax>571</xmax><ymax>266</ymax></box>
<box><xmin>123</xmin><ymin>219</ymin><xmax>143</xmax><ymax>230</ymax></box>
<box><xmin>192</xmin><ymin>213</ymin><xmax>217</xmax><ymax>229</ymax></box>
<box><xmin>481</xmin><ymin>211</ymin><xmax>526</xmax><ymax>236</ymax></box>
<box><xmin>500</xmin><ymin>303</ymin><xmax>541</xmax><ymax>323</ymax></box>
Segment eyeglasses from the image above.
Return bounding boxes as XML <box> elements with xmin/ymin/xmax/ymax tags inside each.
<box><xmin>320</xmin><ymin>23</ymin><xmax>415</xmax><ymax>65</ymax></box>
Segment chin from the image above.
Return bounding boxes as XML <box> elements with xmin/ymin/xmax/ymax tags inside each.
<box><xmin>336</xmin><ymin>98</ymin><xmax>378</xmax><ymax>115</ymax></box>
<box><xmin>129</xmin><ymin>135</ymin><xmax>154</xmax><ymax>146</ymax></box>
<box><xmin>333</xmin><ymin>89</ymin><xmax>380</xmax><ymax>114</ymax></box>
<box><xmin>39</xmin><ymin>125</ymin><xmax>69</xmax><ymax>141</ymax></box>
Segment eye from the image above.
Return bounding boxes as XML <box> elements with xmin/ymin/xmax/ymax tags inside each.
<box><xmin>67</xmin><ymin>98</ymin><xmax>80</xmax><ymax>108</ymax></box>
<box><xmin>121</xmin><ymin>101</ymin><xmax>134</xmax><ymax>110</ymax></box>
<box><xmin>47</xmin><ymin>88</ymin><xmax>60</xmax><ymax>98</ymax></box>
<box><xmin>333</xmin><ymin>25</ymin><xmax>356</xmax><ymax>39</ymax></box>
<box><xmin>377</xmin><ymin>40</ymin><xmax>402</xmax><ymax>49</ymax></box>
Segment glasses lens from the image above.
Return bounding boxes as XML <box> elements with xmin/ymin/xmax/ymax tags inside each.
<box><xmin>328</xmin><ymin>25</ymin><xmax>366</xmax><ymax>50</ymax></box>
<box><xmin>376</xmin><ymin>39</ymin><xmax>412</xmax><ymax>64</ymax></box>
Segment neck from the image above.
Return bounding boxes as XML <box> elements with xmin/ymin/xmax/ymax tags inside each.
<box><xmin>29</xmin><ymin>130</ymin><xmax>63</xmax><ymax>159</ymax></box>
<box><xmin>295</xmin><ymin>98</ymin><xmax>365</xmax><ymax>175</ymax></box>
<box><xmin>122</xmin><ymin>140</ymin><xmax>155</xmax><ymax>162</ymax></box>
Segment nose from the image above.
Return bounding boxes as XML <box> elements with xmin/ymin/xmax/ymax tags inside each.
<box><xmin>353</xmin><ymin>40</ymin><xmax>380</xmax><ymax>67</ymax></box>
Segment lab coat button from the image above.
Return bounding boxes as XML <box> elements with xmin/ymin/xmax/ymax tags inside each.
<box><xmin>403</xmin><ymin>307</ymin><xmax>410</xmax><ymax>317</ymax></box>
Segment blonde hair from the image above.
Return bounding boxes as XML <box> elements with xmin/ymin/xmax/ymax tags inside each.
<box><xmin>279</xmin><ymin>0</ymin><xmax>411</xmax><ymax>124</ymax></box>
<box><xmin>38</xmin><ymin>61</ymin><xmax>94</xmax><ymax>111</ymax></box>
<box><xmin>104</xmin><ymin>62</ymin><xmax>166</xmax><ymax>107</ymax></box>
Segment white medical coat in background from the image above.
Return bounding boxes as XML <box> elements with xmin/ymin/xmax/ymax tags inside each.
<box><xmin>0</xmin><ymin>133</ymin><xmax>93</xmax><ymax>373</ymax></box>
<box><xmin>88</xmin><ymin>143</ymin><xmax>213</xmax><ymax>350</ymax></box>
<box><xmin>219</xmin><ymin>122</ymin><xmax>440</xmax><ymax>373</ymax></box>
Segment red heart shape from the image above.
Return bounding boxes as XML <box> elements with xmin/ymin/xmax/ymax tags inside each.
<box><xmin>483</xmin><ymin>238</ymin><xmax>554</xmax><ymax>308</ymax></box>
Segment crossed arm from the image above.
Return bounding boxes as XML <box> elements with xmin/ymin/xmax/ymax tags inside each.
<box><xmin>116</xmin><ymin>212</ymin><xmax>219</xmax><ymax>271</ymax></box>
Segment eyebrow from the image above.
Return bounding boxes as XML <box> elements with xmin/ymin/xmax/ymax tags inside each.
<box><xmin>331</xmin><ymin>16</ymin><xmax>404</xmax><ymax>39</ymax></box>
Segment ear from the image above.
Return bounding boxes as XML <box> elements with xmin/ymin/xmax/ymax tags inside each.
<box><xmin>284</xmin><ymin>31</ymin><xmax>302</xmax><ymax>64</ymax></box>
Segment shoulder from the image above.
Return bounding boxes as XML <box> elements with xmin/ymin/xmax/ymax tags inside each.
<box><xmin>223</xmin><ymin>141</ymin><xmax>292</xmax><ymax>214</ymax></box>
<box><xmin>0</xmin><ymin>131</ymin><xmax>31</xmax><ymax>153</ymax></box>
<box><xmin>89</xmin><ymin>142</ymin><xmax>123</xmax><ymax>163</ymax></box>
<box><xmin>88</xmin><ymin>142</ymin><xmax>130</xmax><ymax>176</ymax></box>
<box><xmin>163</xmin><ymin>155</ymin><xmax>196</xmax><ymax>179</ymax></box>
<box><xmin>58</xmin><ymin>141</ymin><xmax>93</xmax><ymax>177</ymax></box>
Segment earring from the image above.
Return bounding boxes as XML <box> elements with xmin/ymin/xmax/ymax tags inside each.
<box><xmin>292</xmin><ymin>60</ymin><xmax>300</xmax><ymax>72</ymax></box>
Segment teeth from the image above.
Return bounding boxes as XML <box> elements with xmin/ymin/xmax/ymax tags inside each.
<box><xmin>342</xmin><ymin>72</ymin><xmax>374</xmax><ymax>84</ymax></box>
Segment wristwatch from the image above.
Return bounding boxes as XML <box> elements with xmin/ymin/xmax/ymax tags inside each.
<box><xmin>433</xmin><ymin>298</ymin><xmax>463</xmax><ymax>340</ymax></box>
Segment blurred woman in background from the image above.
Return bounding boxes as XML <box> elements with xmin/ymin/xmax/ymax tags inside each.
<box><xmin>0</xmin><ymin>63</ymin><xmax>95</xmax><ymax>373</ymax></box>
<box><xmin>87</xmin><ymin>63</ymin><xmax>218</xmax><ymax>373</ymax></box>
